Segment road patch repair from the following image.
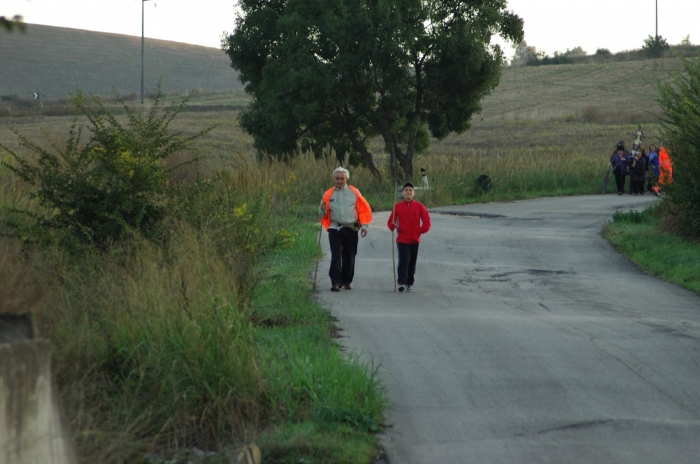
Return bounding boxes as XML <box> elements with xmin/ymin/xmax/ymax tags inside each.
<box><xmin>431</xmin><ymin>210</ymin><xmax>506</xmax><ymax>219</ymax></box>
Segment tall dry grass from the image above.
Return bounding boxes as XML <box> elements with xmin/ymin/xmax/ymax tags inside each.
<box><xmin>0</xmin><ymin>241</ymin><xmax>48</xmax><ymax>316</ymax></box>
<box><xmin>413</xmin><ymin>148</ymin><xmax>603</xmax><ymax>204</ymax></box>
<box><xmin>46</xmin><ymin>222</ymin><xmax>264</xmax><ymax>461</ymax></box>
<box><xmin>22</xmin><ymin>153</ymin><xmax>390</xmax><ymax>461</ymax></box>
<box><xmin>0</xmin><ymin>142</ymin><xmax>610</xmax><ymax>462</ymax></box>
<box><xmin>0</xmin><ymin>151</ymin><xmax>267</xmax><ymax>460</ymax></box>
<box><xmin>0</xmin><ymin>74</ymin><xmax>655</xmax><ymax>461</ymax></box>
<box><xmin>180</xmin><ymin>145</ymin><xmax>610</xmax><ymax>213</ymax></box>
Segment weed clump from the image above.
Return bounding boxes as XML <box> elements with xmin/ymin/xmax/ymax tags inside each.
<box><xmin>0</xmin><ymin>87</ymin><xmax>212</xmax><ymax>250</ymax></box>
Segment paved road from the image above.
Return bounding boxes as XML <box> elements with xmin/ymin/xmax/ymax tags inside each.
<box><xmin>316</xmin><ymin>195</ymin><xmax>700</xmax><ymax>464</ymax></box>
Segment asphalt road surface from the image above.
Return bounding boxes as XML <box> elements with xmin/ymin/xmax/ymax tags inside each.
<box><xmin>316</xmin><ymin>195</ymin><xmax>700</xmax><ymax>464</ymax></box>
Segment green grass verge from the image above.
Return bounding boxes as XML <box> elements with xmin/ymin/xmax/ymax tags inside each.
<box><xmin>252</xmin><ymin>220</ymin><xmax>387</xmax><ymax>463</ymax></box>
<box><xmin>604</xmin><ymin>206</ymin><xmax>700</xmax><ymax>295</ymax></box>
<box><xmin>256</xmin><ymin>423</ymin><xmax>380</xmax><ymax>464</ymax></box>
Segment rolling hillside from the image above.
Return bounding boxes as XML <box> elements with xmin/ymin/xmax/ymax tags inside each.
<box><xmin>1</xmin><ymin>25</ymin><xmax>690</xmax><ymax>160</ymax></box>
<box><xmin>479</xmin><ymin>58</ymin><xmax>683</xmax><ymax>123</ymax></box>
<box><xmin>0</xmin><ymin>24</ymin><xmax>241</xmax><ymax>98</ymax></box>
<box><xmin>1</xmin><ymin>23</ymin><xmax>685</xmax><ymax>119</ymax></box>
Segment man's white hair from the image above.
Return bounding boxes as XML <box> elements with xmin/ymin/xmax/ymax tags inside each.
<box><xmin>332</xmin><ymin>167</ymin><xmax>350</xmax><ymax>180</ymax></box>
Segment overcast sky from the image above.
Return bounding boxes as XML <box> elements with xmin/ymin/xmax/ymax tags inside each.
<box><xmin>4</xmin><ymin>0</ymin><xmax>700</xmax><ymax>59</ymax></box>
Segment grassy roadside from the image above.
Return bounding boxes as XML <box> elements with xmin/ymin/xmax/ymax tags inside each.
<box><xmin>603</xmin><ymin>205</ymin><xmax>700</xmax><ymax>295</ymax></box>
<box><xmin>0</xmin><ymin>104</ymin><xmax>629</xmax><ymax>463</ymax></box>
<box><xmin>0</xmin><ymin>144</ymin><xmax>387</xmax><ymax>464</ymax></box>
<box><xmin>1</xmin><ymin>86</ymin><xmax>681</xmax><ymax>464</ymax></box>
<box><xmin>252</xmin><ymin>220</ymin><xmax>386</xmax><ymax>463</ymax></box>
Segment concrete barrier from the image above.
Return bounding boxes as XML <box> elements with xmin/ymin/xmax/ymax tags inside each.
<box><xmin>0</xmin><ymin>313</ymin><xmax>76</xmax><ymax>464</ymax></box>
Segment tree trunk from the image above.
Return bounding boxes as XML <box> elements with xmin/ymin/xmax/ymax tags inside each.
<box><xmin>347</xmin><ymin>132</ymin><xmax>382</xmax><ymax>183</ymax></box>
<box><xmin>394</xmin><ymin>143</ymin><xmax>413</xmax><ymax>180</ymax></box>
<box><xmin>379</xmin><ymin>115</ymin><xmax>413</xmax><ymax>181</ymax></box>
<box><xmin>382</xmin><ymin>127</ymin><xmax>398</xmax><ymax>186</ymax></box>
<box><xmin>402</xmin><ymin>117</ymin><xmax>421</xmax><ymax>180</ymax></box>
<box><xmin>380</xmin><ymin>116</ymin><xmax>419</xmax><ymax>180</ymax></box>
<box><xmin>387</xmin><ymin>131</ymin><xmax>415</xmax><ymax>180</ymax></box>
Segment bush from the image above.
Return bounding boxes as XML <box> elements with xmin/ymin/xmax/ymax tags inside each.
<box><xmin>654</xmin><ymin>53</ymin><xmax>700</xmax><ymax>238</ymax></box>
<box><xmin>643</xmin><ymin>35</ymin><xmax>670</xmax><ymax>58</ymax></box>
<box><xmin>0</xmin><ymin>87</ymin><xmax>213</xmax><ymax>249</ymax></box>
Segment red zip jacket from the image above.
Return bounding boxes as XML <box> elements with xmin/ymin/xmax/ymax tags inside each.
<box><xmin>387</xmin><ymin>200</ymin><xmax>431</xmax><ymax>244</ymax></box>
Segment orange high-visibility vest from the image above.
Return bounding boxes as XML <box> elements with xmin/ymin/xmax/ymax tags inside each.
<box><xmin>658</xmin><ymin>147</ymin><xmax>673</xmax><ymax>185</ymax></box>
<box><xmin>320</xmin><ymin>185</ymin><xmax>372</xmax><ymax>231</ymax></box>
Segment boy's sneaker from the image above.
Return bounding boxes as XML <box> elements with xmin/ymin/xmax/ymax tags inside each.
<box><xmin>398</xmin><ymin>284</ymin><xmax>405</xmax><ymax>292</ymax></box>
<box><xmin>406</xmin><ymin>285</ymin><xmax>413</xmax><ymax>292</ymax></box>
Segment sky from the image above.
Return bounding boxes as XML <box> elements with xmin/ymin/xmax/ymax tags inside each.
<box><xmin>4</xmin><ymin>0</ymin><xmax>700</xmax><ymax>60</ymax></box>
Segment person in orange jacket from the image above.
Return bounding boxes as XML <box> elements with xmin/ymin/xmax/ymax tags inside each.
<box><xmin>387</xmin><ymin>182</ymin><xmax>431</xmax><ymax>292</ymax></box>
<box><xmin>658</xmin><ymin>142</ymin><xmax>673</xmax><ymax>186</ymax></box>
<box><xmin>319</xmin><ymin>167</ymin><xmax>372</xmax><ymax>292</ymax></box>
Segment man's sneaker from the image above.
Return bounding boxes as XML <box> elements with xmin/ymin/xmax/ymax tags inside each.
<box><xmin>331</xmin><ymin>285</ymin><xmax>341</xmax><ymax>292</ymax></box>
<box><xmin>406</xmin><ymin>285</ymin><xmax>413</xmax><ymax>292</ymax></box>
<box><xmin>398</xmin><ymin>284</ymin><xmax>405</xmax><ymax>292</ymax></box>
<box><xmin>343</xmin><ymin>284</ymin><xmax>352</xmax><ymax>290</ymax></box>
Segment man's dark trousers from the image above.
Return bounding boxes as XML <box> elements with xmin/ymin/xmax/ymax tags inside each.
<box><xmin>614</xmin><ymin>172</ymin><xmax>627</xmax><ymax>194</ymax></box>
<box><xmin>397</xmin><ymin>243</ymin><xmax>419</xmax><ymax>286</ymax></box>
<box><xmin>328</xmin><ymin>227</ymin><xmax>359</xmax><ymax>286</ymax></box>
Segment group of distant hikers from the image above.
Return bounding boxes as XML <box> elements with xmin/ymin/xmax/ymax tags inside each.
<box><xmin>609</xmin><ymin>140</ymin><xmax>673</xmax><ymax>196</ymax></box>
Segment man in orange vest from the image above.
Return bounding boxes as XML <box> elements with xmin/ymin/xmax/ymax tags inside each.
<box><xmin>319</xmin><ymin>167</ymin><xmax>373</xmax><ymax>291</ymax></box>
<box><xmin>658</xmin><ymin>142</ymin><xmax>673</xmax><ymax>186</ymax></box>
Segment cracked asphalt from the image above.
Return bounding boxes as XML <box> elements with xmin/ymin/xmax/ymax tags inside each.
<box><xmin>316</xmin><ymin>194</ymin><xmax>700</xmax><ymax>464</ymax></box>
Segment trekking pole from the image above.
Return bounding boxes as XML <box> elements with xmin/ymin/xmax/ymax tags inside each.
<box><xmin>391</xmin><ymin>182</ymin><xmax>397</xmax><ymax>292</ymax></box>
<box><xmin>313</xmin><ymin>223</ymin><xmax>323</xmax><ymax>290</ymax></box>
<box><xmin>313</xmin><ymin>190</ymin><xmax>325</xmax><ymax>290</ymax></box>
<box><xmin>603</xmin><ymin>165</ymin><xmax>611</xmax><ymax>194</ymax></box>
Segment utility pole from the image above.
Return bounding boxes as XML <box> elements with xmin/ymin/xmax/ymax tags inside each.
<box><xmin>141</xmin><ymin>0</ymin><xmax>150</xmax><ymax>104</ymax></box>
<box><xmin>655</xmin><ymin>0</ymin><xmax>658</xmax><ymax>40</ymax></box>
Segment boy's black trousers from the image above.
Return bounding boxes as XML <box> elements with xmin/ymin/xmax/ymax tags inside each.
<box><xmin>397</xmin><ymin>242</ymin><xmax>420</xmax><ymax>286</ymax></box>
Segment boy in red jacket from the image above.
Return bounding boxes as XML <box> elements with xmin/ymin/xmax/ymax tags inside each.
<box><xmin>387</xmin><ymin>182</ymin><xmax>432</xmax><ymax>292</ymax></box>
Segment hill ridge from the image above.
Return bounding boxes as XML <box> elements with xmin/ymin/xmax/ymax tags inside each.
<box><xmin>0</xmin><ymin>23</ymin><xmax>241</xmax><ymax>98</ymax></box>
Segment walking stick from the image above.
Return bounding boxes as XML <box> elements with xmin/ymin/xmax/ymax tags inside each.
<box><xmin>391</xmin><ymin>182</ymin><xmax>397</xmax><ymax>292</ymax></box>
<box><xmin>312</xmin><ymin>224</ymin><xmax>323</xmax><ymax>290</ymax></box>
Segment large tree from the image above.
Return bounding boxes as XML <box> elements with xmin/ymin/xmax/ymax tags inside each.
<box><xmin>224</xmin><ymin>0</ymin><xmax>523</xmax><ymax>181</ymax></box>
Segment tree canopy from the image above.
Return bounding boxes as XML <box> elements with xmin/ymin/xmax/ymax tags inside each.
<box><xmin>223</xmin><ymin>0</ymin><xmax>523</xmax><ymax>181</ymax></box>
<box><xmin>510</xmin><ymin>40</ymin><xmax>541</xmax><ymax>66</ymax></box>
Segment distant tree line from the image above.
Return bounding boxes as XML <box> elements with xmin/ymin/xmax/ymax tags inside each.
<box><xmin>0</xmin><ymin>15</ymin><xmax>25</xmax><ymax>33</ymax></box>
<box><xmin>511</xmin><ymin>35</ymin><xmax>698</xmax><ymax>67</ymax></box>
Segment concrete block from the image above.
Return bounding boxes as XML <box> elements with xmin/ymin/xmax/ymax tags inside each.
<box><xmin>0</xmin><ymin>313</ymin><xmax>76</xmax><ymax>464</ymax></box>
